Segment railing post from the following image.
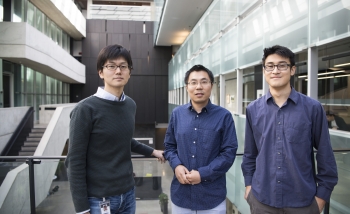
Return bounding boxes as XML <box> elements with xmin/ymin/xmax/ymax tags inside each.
<box><xmin>324</xmin><ymin>202</ymin><xmax>330</xmax><ymax>214</ymax></box>
<box><xmin>26</xmin><ymin>158</ymin><xmax>41</xmax><ymax>214</ymax></box>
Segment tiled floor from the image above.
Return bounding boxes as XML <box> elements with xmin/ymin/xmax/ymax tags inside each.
<box><xmin>36</xmin><ymin>159</ymin><xmax>173</xmax><ymax>214</ymax></box>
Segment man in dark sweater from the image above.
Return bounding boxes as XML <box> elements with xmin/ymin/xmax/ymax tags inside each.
<box><xmin>65</xmin><ymin>44</ymin><xmax>165</xmax><ymax>214</ymax></box>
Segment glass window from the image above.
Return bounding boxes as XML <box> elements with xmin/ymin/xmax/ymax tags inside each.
<box><xmin>26</xmin><ymin>94</ymin><xmax>33</xmax><ymax>107</ymax></box>
<box><xmin>46</xmin><ymin>76</ymin><xmax>51</xmax><ymax>94</ymax></box>
<box><xmin>35</xmin><ymin>8</ymin><xmax>43</xmax><ymax>32</ymax></box>
<box><xmin>27</xmin><ymin>2</ymin><xmax>35</xmax><ymax>27</ymax></box>
<box><xmin>67</xmin><ymin>35</ymin><xmax>70</xmax><ymax>52</ymax></box>
<box><xmin>35</xmin><ymin>94</ymin><xmax>42</xmax><ymax>121</ymax></box>
<box><xmin>0</xmin><ymin>0</ymin><xmax>3</xmax><ymax>22</ymax></box>
<box><xmin>45</xmin><ymin>17</ymin><xmax>51</xmax><ymax>37</ymax></box>
<box><xmin>51</xmin><ymin>22</ymin><xmax>56</xmax><ymax>43</ymax></box>
<box><xmin>310</xmin><ymin>0</ymin><xmax>350</xmax><ymax>45</ymax></box>
<box><xmin>57</xmin><ymin>81</ymin><xmax>62</xmax><ymax>95</ymax></box>
<box><xmin>13</xmin><ymin>0</ymin><xmax>24</xmax><ymax>22</ymax></box>
<box><xmin>221</xmin><ymin>28</ymin><xmax>237</xmax><ymax>73</ymax></box>
<box><xmin>242</xmin><ymin>67</ymin><xmax>255</xmax><ymax>114</ymax></box>
<box><xmin>225</xmin><ymin>75</ymin><xmax>237</xmax><ymax>114</ymax></box>
<box><xmin>238</xmin><ymin>6</ymin><xmax>263</xmax><ymax>67</ymax></box>
<box><xmin>220</xmin><ymin>0</ymin><xmax>237</xmax><ymax>29</ymax></box>
<box><xmin>57</xmin><ymin>27</ymin><xmax>62</xmax><ymax>47</ymax></box>
<box><xmin>26</xmin><ymin>68</ymin><xmax>34</xmax><ymax>93</ymax></box>
<box><xmin>264</xmin><ymin>0</ymin><xmax>308</xmax><ymax>51</ymax></box>
<box><xmin>62</xmin><ymin>32</ymin><xmax>67</xmax><ymax>52</ymax></box>
<box><xmin>35</xmin><ymin>72</ymin><xmax>43</xmax><ymax>93</ymax></box>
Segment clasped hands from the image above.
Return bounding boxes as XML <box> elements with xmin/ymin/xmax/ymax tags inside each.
<box><xmin>175</xmin><ymin>165</ymin><xmax>201</xmax><ymax>185</ymax></box>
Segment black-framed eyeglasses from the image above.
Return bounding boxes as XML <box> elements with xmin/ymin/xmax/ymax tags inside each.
<box><xmin>187</xmin><ymin>79</ymin><xmax>212</xmax><ymax>87</ymax></box>
<box><xmin>102</xmin><ymin>64</ymin><xmax>131</xmax><ymax>72</ymax></box>
<box><xmin>263</xmin><ymin>63</ymin><xmax>290</xmax><ymax>72</ymax></box>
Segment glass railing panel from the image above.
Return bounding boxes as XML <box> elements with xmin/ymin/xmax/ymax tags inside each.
<box><xmin>36</xmin><ymin>160</ymin><xmax>73</xmax><ymax>213</ymax></box>
<box><xmin>0</xmin><ymin>161</ymin><xmax>30</xmax><ymax>213</ymax></box>
<box><xmin>232</xmin><ymin>114</ymin><xmax>246</xmax><ymax>154</ymax></box>
<box><xmin>226</xmin><ymin>155</ymin><xmax>250</xmax><ymax>214</ymax></box>
<box><xmin>33</xmin><ymin>159</ymin><xmax>175</xmax><ymax>213</ymax></box>
<box><xmin>330</xmin><ymin>151</ymin><xmax>350</xmax><ymax>213</ymax></box>
<box><xmin>329</xmin><ymin>129</ymin><xmax>350</xmax><ymax>148</ymax></box>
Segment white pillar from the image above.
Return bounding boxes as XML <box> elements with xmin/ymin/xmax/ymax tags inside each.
<box><xmin>220</xmin><ymin>74</ymin><xmax>225</xmax><ymax>107</ymax></box>
<box><xmin>262</xmin><ymin>71</ymin><xmax>268</xmax><ymax>95</ymax></box>
<box><xmin>307</xmin><ymin>47</ymin><xmax>318</xmax><ymax>99</ymax></box>
<box><xmin>87</xmin><ymin>0</ymin><xmax>92</xmax><ymax>19</ymax></box>
<box><xmin>236</xmin><ymin>69</ymin><xmax>243</xmax><ymax>114</ymax></box>
<box><xmin>183</xmin><ymin>86</ymin><xmax>187</xmax><ymax>104</ymax></box>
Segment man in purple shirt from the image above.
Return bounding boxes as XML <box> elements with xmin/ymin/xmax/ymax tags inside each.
<box><xmin>164</xmin><ymin>65</ymin><xmax>238</xmax><ymax>213</ymax></box>
<box><xmin>241</xmin><ymin>45</ymin><xmax>338</xmax><ymax>214</ymax></box>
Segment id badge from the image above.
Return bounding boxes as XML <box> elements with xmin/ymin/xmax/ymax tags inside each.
<box><xmin>99</xmin><ymin>200</ymin><xmax>111</xmax><ymax>214</ymax></box>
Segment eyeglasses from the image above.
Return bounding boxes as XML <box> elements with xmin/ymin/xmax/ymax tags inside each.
<box><xmin>102</xmin><ymin>64</ymin><xmax>130</xmax><ymax>72</ymax></box>
<box><xmin>263</xmin><ymin>63</ymin><xmax>291</xmax><ymax>72</ymax></box>
<box><xmin>187</xmin><ymin>80</ymin><xmax>212</xmax><ymax>87</ymax></box>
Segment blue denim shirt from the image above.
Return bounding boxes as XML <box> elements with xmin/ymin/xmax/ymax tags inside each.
<box><xmin>242</xmin><ymin>88</ymin><xmax>338</xmax><ymax>208</ymax></box>
<box><xmin>164</xmin><ymin>100</ymin><xmax>238</xmax><ymax>210</ymax></box>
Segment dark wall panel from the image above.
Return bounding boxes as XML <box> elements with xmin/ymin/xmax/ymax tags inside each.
<box><xmin>74</xmin><ymin>20</ymin><xmax>172</xmax><ymax>124</ymax></box>
<box><xmin>156</xmin><ymin>76</ymin><xmax>168</xmax><ymax>123</ymax></box>
<box><xmin>112</xmin><ymin>21</ymin><xmax>123</xmax><ymax>33</ymax></box>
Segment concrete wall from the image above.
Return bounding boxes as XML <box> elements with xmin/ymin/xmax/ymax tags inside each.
<box><xmin>0</xmin><ymin>22</ymin><xmax>85</xmax><ymax>84</ymax></box>
<box><xmin>30</xmin><ymin>0</ymin><xmax>86</xmax><ymax>39</ymax></box>
<box><xmin>0</xmin><ymin>107</ymin><xmax>30</xmax><ymax>154</ymax></box>
<box><xmin>0</xmin><ymin>104</ymin><xmax>75</xmax><ymax>214</ymax></box>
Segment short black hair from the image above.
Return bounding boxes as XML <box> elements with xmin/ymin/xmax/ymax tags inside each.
<box><xmin>326</xmin><ymin>110</ymin><xmax>335</xmax><ymax>116</ymax></box>
<box><xmin>262</xmin><ymin>45</ymin><xmax>295</xmax><ymax>67</ymax></box>
<box><xmin>184</xmin><ymin>64</ymin><xmax>214</xmax><ymax>85</ymax></box>
<box><xmin>96</xmin><ymin>44</ymin><xmax>133</xmax><ymax>72</ymax></box>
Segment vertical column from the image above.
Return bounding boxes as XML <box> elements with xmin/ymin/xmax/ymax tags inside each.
<box><xmin>220</xmin><ymin>74</ymin><xmax>225</xmax><ymax>107</ymax></box>
<box><xmin>179</xmin><ymin>87</ymin><xmax>184</xmax><ymax>105</ymax></box>
<box><xmin>307</xmin><ymin>47</ymin><xmax>318</xmax><ymax>99</ymax></box>
<box><xmin>0</xmin><ymin>59</ymin><xmax>3</xmax><ymax>108</ymax></box>
<box><xmin>236</xmin><ymin>69</ymin><xmax>243</xmax><ymax>114</ymax></box>
<box><xmin>87</xmin><ymin>0</ymin><xmax>93</xmax><ymax>19</ymax></box>
<box><xmin>263</xmin><ymin>72</ymin><xmax>268</xmax><ymax>95</ymax></box>
<box><xmin>183</xmin><ymin>86</ymin><xmax>187</xmax><ymax>104</ymax></box>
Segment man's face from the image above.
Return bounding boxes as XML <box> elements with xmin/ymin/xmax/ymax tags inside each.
<box><xmin>186</xmin><ymin>71</ymin><xmax>212</xmax><ymax>106</ymax></box>
<box><xmin>98</xmin><ymin>57</ymin><xmax>131</xmax><ymax>90</ymax></box>
<box><xmin>326</xmin><ymin>115</ymin><xmax>334</xmax><ymax>122</ymax></box>
<box><xmin>263</xmin><ymin>54</ymin><xmax>295</xmax><ymax>90</ymax></box>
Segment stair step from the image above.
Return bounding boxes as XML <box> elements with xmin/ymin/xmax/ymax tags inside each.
<box><xmin>21</xmin><ymin>146</ymin><xmax>37</xmax><ymax>152</ymax></box>
<box><xmin>34</xmin><ymin>124</ymin><xmax>48</xmax><ymax>129</ymax></box>
<box><xmin>29</xmin><ymin>133</ymin><xmax>44</xmax><ymax>137</ymax></box>
<box><xmin>18</xmin><ymin>151</ymin><xmax>35</xmax><ymax>156</ymax></box>
<box><xmin>26</xmin><ymin>137</ymin><xmax>41</xmax><ymax>142</ymax></box>
<box><xmin>31</xmin><ymin>128</ymin><xmax>45</xmax><ymax>133</ymax></box>
<box><xmin>23</xmin><ymin>142</ymin><xmax>39</xmax><ymax>147</ymax></box>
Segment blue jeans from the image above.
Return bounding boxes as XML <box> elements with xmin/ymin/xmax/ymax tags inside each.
<box><xmin>88</xmin><ymin>187</ymin><xmax>136</xmax><ymax>214</ymax></box>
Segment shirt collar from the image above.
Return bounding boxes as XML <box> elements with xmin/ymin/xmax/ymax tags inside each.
<box><xmin>93</xmin><ymin>87</ymin><xmax>125</xmax><ymax>102</ymax></box>
<box><xmin>265</xmin><ymin>87</ymin><xmax>299</xmax><ymax>104</ymax></box>
<box><xmin>187</xmin><ymin>99</ymin><xmax>213</xmax><ymax>113</ymax></box>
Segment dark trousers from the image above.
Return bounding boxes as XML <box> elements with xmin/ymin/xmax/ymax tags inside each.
<box><xmin>247</xmin><ymin>191</ymin><xmax>320</xmax><ymax>214</ymax></box>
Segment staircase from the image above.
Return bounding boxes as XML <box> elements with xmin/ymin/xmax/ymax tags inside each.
<box><xmin>17</xmin><ymin>124</ymin><xmax>47</xmax><ymax>160</ymax></box>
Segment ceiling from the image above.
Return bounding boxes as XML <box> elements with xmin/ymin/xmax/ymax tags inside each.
<box><xmin>74</xmin><ymin>0</ymin><xmax>213</xmax><ymax>46</ymax></box>
<box><xmin>155</xmin><ymin>0</ymin><xmax>213</xmax><ymax>46</ymax></box>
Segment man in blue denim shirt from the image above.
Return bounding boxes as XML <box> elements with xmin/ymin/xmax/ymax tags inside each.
<box><xmin>241</xmin><ymin>45</ymin><xmax>338</xmax><ymax>214</ymax></box>
<box><xmin>164</xmin><ymin>65</ymin><xmax>238</xmax><ymax>213</ymax></box>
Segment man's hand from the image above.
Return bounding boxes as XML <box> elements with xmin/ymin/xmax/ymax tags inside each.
<box><xmin>175</xmin><ymin>165</ymin><xmax>190</xmax><ymax>184</ymax></box>
<box><xmin>315</xmin><ymin>196</ymin><xmax>326</xmax><ymax>213</ymax></box>
<box><xmin>152</xmin><ymin>150</ymin><xmax>166</xmax><ymax>163</ymax></box>
<box><xmin>186</xmin><ymin>170</ymin><xmax>201</xmax><ymax>185</ymax></box>
<box><xmin>244</xmin><ymin>185</ymin><xmax>251</xmax><ymax>200</ymax></box>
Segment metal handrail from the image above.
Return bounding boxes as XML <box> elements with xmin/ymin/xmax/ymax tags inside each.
<box><xmin>0</xmin><ymin>107</ymin><xmax>34</xmax><ymax>157</ymax></box>
<box><xmin>1</xmin><ymin>150</ymin><xmax>348</xmax><ymax>213</ymax></box>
